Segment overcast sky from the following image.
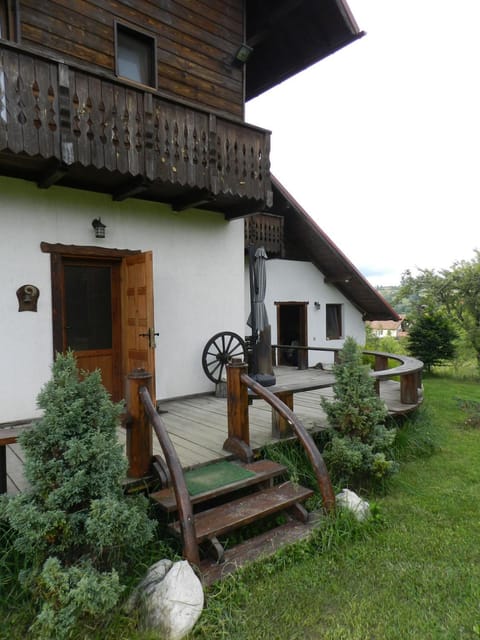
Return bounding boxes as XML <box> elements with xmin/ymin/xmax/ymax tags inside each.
<box><xmin>246</xmin><ymin>0</ymin><xmax>480</xmax><ymax>287</ymax></box>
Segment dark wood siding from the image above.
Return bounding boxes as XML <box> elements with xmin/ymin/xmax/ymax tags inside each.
<box><xmin>19</xmin><ymin>0</ymin><xmax>244</xmax><ymax>118</ymax></box>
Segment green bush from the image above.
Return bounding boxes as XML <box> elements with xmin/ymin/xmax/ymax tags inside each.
<box><xmin>320</xmin><ymin>337</ymin><xmax>398</xmax><ymax>488</ymax></box>
<box><xmin>0</xmin><ymin>352</ymin><xmax>156</xmax><ymax>639</ymax></box>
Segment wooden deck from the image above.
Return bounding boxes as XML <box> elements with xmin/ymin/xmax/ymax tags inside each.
<box><xmin>3</xmin><ymin>366</ymin><xmax>421</xmax><ymax>495</ymax></box>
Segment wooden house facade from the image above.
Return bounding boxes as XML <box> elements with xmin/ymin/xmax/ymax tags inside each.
<box><xmin>0</xmin><ymin>0</ymin><xmax>364</xmax><ymax>424</ymax></box>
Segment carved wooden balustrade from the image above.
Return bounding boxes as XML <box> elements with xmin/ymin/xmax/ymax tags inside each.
<box><xmin>244</xmin><ymin>213</ymin><xmax>284</xmax><ymax>256</ymax></box>
<box><xmin>0</xmin><ymin>42</ymin><xmax>271</xmax><ymax>212</ymax></box>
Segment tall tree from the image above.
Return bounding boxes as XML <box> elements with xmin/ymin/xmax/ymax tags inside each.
<box><xmin>407</xmin><ymin>309</ymin><xmax>457</xmax><ymax>372</ymax></box>
<box><xmin>396</xmin><ymin>251</ymin><xmax>480</xmax><ymax>369</ymax></box>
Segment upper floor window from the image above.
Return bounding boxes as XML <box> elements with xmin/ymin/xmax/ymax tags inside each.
<box><xmin>115</xmin><ymin>22</ymin><xmax>156</xmax><ymax>88</ymax></box>
<box><xmin>326</xmin><ymin>303</ymin><xmax>343</xmax><ymax>340</ymax></box>
<box><xmin>0</xmin><ymin>0</ymin><xmax>18</xmax><ymax>41</ymax></box>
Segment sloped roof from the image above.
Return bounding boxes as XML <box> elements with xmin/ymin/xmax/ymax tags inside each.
<box><xmin>368</xmin><ymin>320</ymin><xmax>403</xmax><ymax>331</ymax></box>
<box><xmin>267</xmin><ymin>176</ymin><xmax>400</xmax><ymax>321</ymax></box>
<box><xmin>245</xmin><ymin>0</ymin><xmax>365</xmax><ymax>99</ymax></box>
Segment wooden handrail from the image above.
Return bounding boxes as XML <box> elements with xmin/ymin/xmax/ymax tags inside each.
<box><xmin>226</xmin><ymin>364</ymin><xmax>335</xmax><ymax>512</ymax></box>
<box><xmin>272</xmin><ymin>344</ymin><xmax>423</xmax><ymax>404</ymax></box>
<box><xmin>137</xmin><ymin>385</ymin><xmax>200</xmax><ymax>567</ymax></box>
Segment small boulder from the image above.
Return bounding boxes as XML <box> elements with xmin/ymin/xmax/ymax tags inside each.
<box><xmin>336</xmin><ymin>488</ymin><xmax>370</xmax><ymax>521</ymax></box>
<box><xmin>127</xmin><ymin>559</ymin><xmax>204</xmax><ymax>640</ymax></box>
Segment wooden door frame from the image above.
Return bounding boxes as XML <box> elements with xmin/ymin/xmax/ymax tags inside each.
<box><xmin>42</xmin><ymin>242</ymin><xmax>141</xmax><ymax>400</ymax></box>
<box><xmin>274</xmin><ymin>301</ymin><xmax>309</xmax><ymax>369</ymax></box>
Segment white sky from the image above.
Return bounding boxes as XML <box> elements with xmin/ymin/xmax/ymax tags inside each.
<box><xmin>246</xmin><ymin>0</ymin><xmax>480</xmax><ymax>287</ymax></box>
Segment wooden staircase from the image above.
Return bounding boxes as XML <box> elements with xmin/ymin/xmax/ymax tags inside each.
<box><xmin>126</xmin><ymin>367</ymin><xmax>334</xmax><ymax>584</ymax></box>
<box><xmin>150</xmin><ymin>459</ymin><xmax>317</xmax><ymax>584</ymax></box>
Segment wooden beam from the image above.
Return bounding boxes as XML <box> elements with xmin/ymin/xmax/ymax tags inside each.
<box><xmin>37</xmin><ymin>159</ymin><xmax>68</xmax><ymax>189</ymax></box>
<box><xmin>113</xmin><ymin>176</ymin><xmax>150</xmax><ymax>202</ymax></box>
<box><xmin>324</xmin><ymin>274</ymin><xmax>353</xmax><ymax>284</ymax></box>
<box><xmin>171</xmin><ymin>192</ymin><xmax>213</xmax><ymax>212</ymax></box>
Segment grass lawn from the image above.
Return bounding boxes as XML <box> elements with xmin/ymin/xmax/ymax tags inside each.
<box><xmin>191</xmin><ymin>376</ymin><xmax>480</xmax><ymax>640</ymax></box>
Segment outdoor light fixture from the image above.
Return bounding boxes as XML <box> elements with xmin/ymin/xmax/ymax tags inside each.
<box><xmin>234</xmin><ymin>43</ymin><xmax>253</xmax><ymax>64</ymax></box>
<box><xmin>314</xmin><ymin>302</ymin><xmax>321</xmax><ymax>310</ymax></box>
<box><xmin>92</xmin><ymin>217</ymin><xmax>106</xmax><ymax>238</ymax></box>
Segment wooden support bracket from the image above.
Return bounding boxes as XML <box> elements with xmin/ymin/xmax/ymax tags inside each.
<box><xmin>223</xmin><ymin>436</ymin><xmax>254</xmax><ymax>463</ymax></box>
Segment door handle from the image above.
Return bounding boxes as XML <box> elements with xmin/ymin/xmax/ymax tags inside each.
<box><xmin>139</xmin><ymin>328</ymin><xmax>159</xmax><ymax>348</ymax></box>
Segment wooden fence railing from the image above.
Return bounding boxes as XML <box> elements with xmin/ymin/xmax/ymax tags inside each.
<box><xmin>126</xmin><ymin>369</ymin><xmax>199</xmax><ymax>566</ymax></box>
<box><xmin>273</xmin><ymin>345</ymin><xmax>423</xmax><ymax>405</ymax></box>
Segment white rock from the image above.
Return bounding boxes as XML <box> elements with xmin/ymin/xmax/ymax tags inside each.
<box><xmin>336</xmin><ymin>488</ymin><xmax>370</xmax><ymax>521</ymax></box>
<box><xmin>128</xmin><ymin>559</ymin><xmax>204</xmax><ymax>640</ymax></box>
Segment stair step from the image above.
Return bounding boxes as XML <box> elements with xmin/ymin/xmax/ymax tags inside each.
<box><xmin>170</xmin><ymin>481</ymin><xmax>314</xmax><ymax>543</ymax></box>
<box><xmin>200</xmin><ymin>517</ymin><xmax>319</xmax><ymax>586</ymax></box>
<box><xmin>151</xmin><ymin>459</ymin><xmax>288</xmax><ymax>512</ymax></box>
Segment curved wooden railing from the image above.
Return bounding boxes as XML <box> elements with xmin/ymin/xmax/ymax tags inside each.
<box><xmin>139</xmin><ymin>386</ymin><xmax>199</xmax><ymax>566</ymax></box>
<box><xmin>273</xmin><ymin>345</ymin><xmax>423</xmax><ymax>405</ymax></box>
<box><xmin>126</xmin><ymin>369</ymin><xmax>199</xmax><ymax>566</ymax></box>
<box><xmin>364</xmin><ymin>351</ymin><xmax>423</xmax><ymax>404</ymax></box>
<box><xmin>224</xmin><ymin>361</ymin><xmax>335</xmax><ymax>512</ymax></box>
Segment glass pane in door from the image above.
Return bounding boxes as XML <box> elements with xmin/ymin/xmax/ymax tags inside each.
<box><xmin>64</xmin><ymin>265</ymin><xmax>112</xmax><ymax>350</ymax></box>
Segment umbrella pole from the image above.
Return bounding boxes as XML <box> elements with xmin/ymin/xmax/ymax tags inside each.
<box><xmin>248</xmin><ymin>244</ymin><xmax>258</xmax><ymax>374</ymax></box>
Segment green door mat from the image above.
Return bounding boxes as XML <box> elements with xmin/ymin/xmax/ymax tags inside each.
<box><xmin>184</xmin><ymin>460</ymin><xmax>256</xmax><ymax>496</ymax></box>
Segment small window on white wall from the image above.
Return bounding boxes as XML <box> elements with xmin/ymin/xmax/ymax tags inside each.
<box><xmin>326</xmin><ymin>303</ymin><xmax>343</xmax><ymax>340</ymax></box>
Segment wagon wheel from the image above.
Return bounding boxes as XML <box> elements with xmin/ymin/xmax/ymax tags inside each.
<box><xmin>202</xmin><ymin>331</ymin><xmax>247</xmax><ymax>384</ymax></box>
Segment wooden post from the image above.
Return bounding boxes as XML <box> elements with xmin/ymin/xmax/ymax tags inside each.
<box><xmin>223</xmin><ymin>361</ymin><xmax>253</xmax><ymax>462</ymax></box>
<box><xmin>272</xmin><ymin>391</ymin><xmax>294</xmax><ymax>438</ymax></box>
<box><xmin>0</xmin><ymin>445</ymin><xmax>6</xmax><ymax>494</ymax></box>
<box><xmin>373</xmin><ymin>354</ymin><xmax>389</xmax><ymax>396</ymax></box>
<box><xmin>400</xmin><ymin>373</ymin><xmax>418</xmax><ymax>404</ymax></box>
<box><xmin>126</xmin><ymin>369</ymin><xmax>153</xmax><ymax>478</ymax></box>
<box><xmin>374</xmin><ymin>354</ymin><xmax>389</xmax><ymax>371</ymax></box>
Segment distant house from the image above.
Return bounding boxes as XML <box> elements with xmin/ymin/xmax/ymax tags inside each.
<box><xmin>245</xmin><ymin>177</ymin><xmax>400</xmax><ymax>368</ymax></box>
<box><xmin>367</xmin><ymin>317</ymin><xmax>407</xmax><ymax>339</ymax></box>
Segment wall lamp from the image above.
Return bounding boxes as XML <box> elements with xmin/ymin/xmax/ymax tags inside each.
<box><xmin>314</xmin><ymin>302</ymin><xmax>321</xmax><ymax>310</ymax></box>
<box><xmin>234</xmin><ymin>43</ymin><xmax>253</xmax><ymax>65</ymax></box>
<box><xmin>92</xmin><ymin>217</ymin><xmax>106</xmax><ymax>238</ymax></box>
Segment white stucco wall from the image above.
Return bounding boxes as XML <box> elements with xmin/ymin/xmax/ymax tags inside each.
<box><xmin>244</xmin><ymin>257</ymin><xmax>366</xmax><ymax>367</ymax></box>
<box><xmin>1</xmin><ymin>176</ymin><xmax>244</xmax><ymax>423</ymax></box>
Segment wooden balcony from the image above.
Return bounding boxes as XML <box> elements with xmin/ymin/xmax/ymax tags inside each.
<box><xmin>245</xmin><ymin>213</ymin><xmax>284</xmax><ymax>256</ymax></box>
<box><xmin>0</xmin><ymin>42</ymin><xmax>271</xmax><ymax>217</ymax></box>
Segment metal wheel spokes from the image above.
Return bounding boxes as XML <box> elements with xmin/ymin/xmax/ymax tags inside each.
<box><xmin>202</xmin><ymin>331</ymin><xmax>247</xmax><ymax>384</ymax></box>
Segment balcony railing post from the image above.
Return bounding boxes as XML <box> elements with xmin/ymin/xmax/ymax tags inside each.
<box><xmin>126</xmin><ymin>369</ymin><xmax>153</xmax><ymax>478</ymax></box>
<box><xmin>58</xmin><ymin>63</ymin><xmax>74</xmax><ymax>165</ymax></box>
<box><xmin>208</xmin><ymin>113</ymin><xmax>218</xmax><ymax>193</ymax></box>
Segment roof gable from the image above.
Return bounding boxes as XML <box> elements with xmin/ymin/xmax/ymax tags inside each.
<box><xmin>262</xmin><ymin>176</ymin><xmax>399</xmax><ymax>321</ymax></box>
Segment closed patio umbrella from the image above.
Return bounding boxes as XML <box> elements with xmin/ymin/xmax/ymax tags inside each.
<box><xmin>247</xmin><ymin>246</ymin><xmax>269</xmax><ymax>337</ymax></box>
<box><xmin>247</xmin><ymin>245</ymin><xmax>275</xmax><ymax>385</ymax></box>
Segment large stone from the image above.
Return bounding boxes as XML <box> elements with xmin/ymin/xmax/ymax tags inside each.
<box><xmin>127</xmin><ymin>559</ymin><xmax>204</xmax><ymax>639</ymax></box>
<box><xmin>336</xmin><ymin>488</ymin><xmax>370</xmax><ymax>521</ymax></box>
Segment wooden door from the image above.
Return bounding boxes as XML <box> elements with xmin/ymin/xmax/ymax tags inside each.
<box><xmin>122</xmin><ymin>251</ymin><xmax>156</xmax><ymax>401</ymax></box>
<box><xmin>62</xmin><ymin>259</ymin><xmax>122</xmax><ymax>400</ymax></box>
